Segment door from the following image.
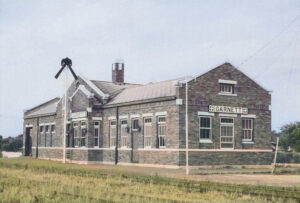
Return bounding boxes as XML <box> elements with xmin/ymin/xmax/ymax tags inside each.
<box><xmin>220</xmin><ymin>118</ymin><xmax>234</xmax><ymax>149</ymax></box>
<box><xmin>25</xmin><ymin>127</ymin><xmax>32</xmax><ymax>156</ymax></box>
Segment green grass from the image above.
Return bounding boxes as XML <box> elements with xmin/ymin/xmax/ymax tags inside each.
<box><xmin>0</xmin><ymin>158</ymin><xmax>300</xmax><ymax>202</ymax></box>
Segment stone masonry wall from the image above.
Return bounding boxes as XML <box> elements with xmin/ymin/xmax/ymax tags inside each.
<box><xmin>178</xmin><ymin>63</ymin><xmax>272</xmax><ymax>151</ymax></box>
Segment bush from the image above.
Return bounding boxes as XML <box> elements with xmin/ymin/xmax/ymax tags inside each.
<box><xmin>279</xmin><ymin>122</ymin><xmax>300</xmax><ymax>152</ymax></box>
<box><xmin>277</xmin><ymin>152</ymin><xmax>300</xmax><ymax>163</ymax></box>
<box><xmin>0</xmin><ymin>151</ymin><xmax>2</xmax><ymax>158</ymax></box>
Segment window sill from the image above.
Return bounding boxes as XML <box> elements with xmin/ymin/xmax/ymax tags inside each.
<box><xmin>242</xmin><ymin>141</ymin><xmax>254</xmax><ymax>144</ymax></box>
<box><xmin>199</xmin><ymin>139</ymin><xmax>213</xmax><ymax>143</ymax></box>
<box><xmin>218</xmin><ymin>93</ymin><xmax>237</xmax><ymax>97</ymax></box>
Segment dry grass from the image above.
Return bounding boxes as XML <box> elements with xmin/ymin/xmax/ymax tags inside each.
<box><xmin>0</xmin><ymin>158</ymin><xmax>300</xmax><ymax>202</ymax></box>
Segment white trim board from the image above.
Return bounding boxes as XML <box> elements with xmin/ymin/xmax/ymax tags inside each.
<box><xmin>130</xmin><ymin>114</ymin><xmax>140</xmax><ymax>118</ymax></box>
<box><xmin>119</xmin><ymin>115</ymin><xmax>129</xmax><ymax>119</ymax></box>
<box><xmin>241</xmin><ymin>114</ymin><xmax>256</xmax><ymax>118</ymax></box>
<box><xmin>142</xmin><ymin>113</ymin><xmax>153</xmax><ymax>117</ymax></box>
<box><xmin>198</xmin><ymin>111</ymin><xmax>214</xmax><ymax>116</ymax></box>
<box><xmin>155</xmin><ymin>111</ymin><xmax>167</xmax><ymax>116</ymax></box>
<box><xmin>219</xmin><ymin>113</ymin><xmax>237</xmax><ymax>117</ymax></box>
<box><xmin>92</xmin><ymin>117</ymin><xmax>102</xmax><ymax>120</ymax></box>
<box><xmin>218</xmin><ymin>79</ymin><xmax>237</xmax><ymax>84</ymax></box>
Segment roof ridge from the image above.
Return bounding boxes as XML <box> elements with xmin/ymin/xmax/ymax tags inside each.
<box><xmin>90</xmin><ymin>80</ymin><xmax>141</xmax><ymax>86</ymax></box>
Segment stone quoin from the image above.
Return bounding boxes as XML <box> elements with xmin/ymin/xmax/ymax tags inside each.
<box><xmin>23</xmin><ymin>61</ymin><xmax>273</xmax><ymax>167</ymax></box>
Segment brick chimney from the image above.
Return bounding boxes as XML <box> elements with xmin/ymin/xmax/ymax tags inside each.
<box><xmin>112</xmin><ymin>59</ymin><xmax>124</xmax><ymax>84</ymax></box>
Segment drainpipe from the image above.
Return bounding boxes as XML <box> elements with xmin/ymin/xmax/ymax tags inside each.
<box><xmin>36</xmin><ymin>117</ymin><xmax>39</xmax><ymax>158</ymax></box>
<box><xmin>115</xmin><ymin>106</ymin><xmax>119</xmax><ymax>165</ymax></box>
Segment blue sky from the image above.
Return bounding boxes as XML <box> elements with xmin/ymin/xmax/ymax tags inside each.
<box><xmin>0</xmin><ymin>0</ymin><xmax>300</xmax><ymax>137</ymax></box>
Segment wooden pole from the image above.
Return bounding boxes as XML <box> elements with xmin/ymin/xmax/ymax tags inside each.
<box><xmin>185</xmin><ymin>79</ymin><xmax>189</xmax><ymax>176</ymax></box>
<box><xmin>272</xmin><ymin>137</ymin><xmax>279</xmax><ymax>174</ymax></box>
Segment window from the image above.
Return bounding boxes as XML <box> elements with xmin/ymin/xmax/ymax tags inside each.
<box><xmin>144</xmin><ymin>118</ymin><xmax>152</xmax><ymax>148</ymax></box>
<box><xmin>199</xmin><ymin>117</ymin><xmax>212</xmax><ymax>140</ymax></box>
<box><xmin>40</xmin><ymin>126</ymin><xmax>44</xmax><ymax>133</ymax></box>
<box><xmin>50</xmin><ymin>125</ymin><xmax>55</xmax><ymax>147</ymax></box>
<box><xmin>110</xmin><ymin>121</ymin><xmax>116</xmax><ymax>147</ymax></box>
<box><xmin>94</xmin><ymin>121</ymin><xmax>100</xmax><ymax>147</ymax></box>
<box><xmin>220</xmin><ymin>84</ymin><xmax>234</xmax><ymax>94</ymax></box>
<box><xmin>66</xmin><ymin>123</ymin><xmax>71</xmax><ymax>147</ymax></box>
<box><xmin>81</xmin><ymin>121</ymin><xmax>87</xmax><ymax>147</ymax></box>
<box><xmin>157</xmin><ymin>116</ymin><xmax>166</xmax><ymax>148</ymax></box>
<box><xmin>73</xmin><ymin>122</ymin><xmax>80</xmax><ymax>147</ymax></box>
<box><xmin>220</xmin><ymin>118</ymin><xmax>234</xmax><ymax>148</ymax></box>
<box><xmin>242</xmin><ymin>119</ymin><xmax>253</xmax><ymax>141</ymax></box>
<box><xmin>121</xmin><ymin>120</ymin><xmax>128</xmax><ymax>148</ymax></box>
<box><xmin>132</xmin><ymin>119</ymin><xmax>139</xmax><ymax>131</ymax></box>
<box><xmin>39</xmin><ymin>126</ymin><xmax>44</xmax><ymax>146</ymax></box>
<box><xmin>44</xmin><ymin>125</ymin><xmax>50</xmax><ymax>147</ymax></box>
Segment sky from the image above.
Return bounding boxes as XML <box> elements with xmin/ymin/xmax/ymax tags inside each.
<box><xmin>0</xmin><ymin>0</ymin><xmax>300</xmax><ymax>137</ymax></box>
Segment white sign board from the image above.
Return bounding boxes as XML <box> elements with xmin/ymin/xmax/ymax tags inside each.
<box><xmin>209</xmin><ymin>105</ymin><xmax>248</xmax><ymax>114</ymax></box>
<box><xmin>71</xmin><ymin>111</ymin><xmax>87</xmax><ymax>119</ymax></box>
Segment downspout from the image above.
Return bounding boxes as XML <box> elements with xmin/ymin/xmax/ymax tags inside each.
<box><xmin>115</xmin><ymin>106</ymin><xmax>119</xmax><ymax>165</ymax></box>
<box><xmin>36</xmin><ymin>117</ymin><xmax>39</xmax><ymax>158</ymax></box>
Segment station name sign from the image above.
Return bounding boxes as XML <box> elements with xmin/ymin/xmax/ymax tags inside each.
<box><xmin>209</xmin><ymin>105</ymin><xmax>248</xmax><ymax>114</ymax></box>
<box><xmin>70</xmin><ymin>111</ymin><xmax>87</xmax><ymax>119</ymax></box>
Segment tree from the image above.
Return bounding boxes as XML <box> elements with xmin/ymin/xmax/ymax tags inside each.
<box><xmin>1</xmin><ymin>135</ymin><xmax>23</xmax><ymax>152</ymax></box>
<box><xmin>279</xmin><ymin>122</ymin><xmax>300</xmax><ymax>152</ymax></box>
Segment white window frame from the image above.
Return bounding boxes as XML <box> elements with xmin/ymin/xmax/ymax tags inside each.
<box><xmin>242</xmin><ymin>118</ymin><xmax>253</xmax><ymax>142</ymax></box>
<box><xmin>44</xmin><ymin>125</ymin><xmax>50</xmax><ymax>147</ymax></box>
<box><xmin>220</xmin><ymin>83</ymin><xmax>233</xmax><ymax>94</ymax></box>
<box><xmin>110</xmin><ymin>120</ymin><xmax>116</xmax><ymax>148</ymax></box>
<box><xmin>50</xmin><ymin>125</ymin><xmax>55</xmax><ymax>147</ymax></box>
<box><xmin>199</xmin><ymin>116</ymin><xmax>212</xmax><ymax>142</ymax></box>
<box><xmin>80</xmin><ymin>121</ymin><xmax>87</xmax><ymax>148</ymax></box>
<box><xmin>120</xmin><ymin>120</ymin><xmax>128</xmax><ymax>148</ymax></box>
<box><xmin>94</xmin><ymin>121</ymin><xmax>100</xmax><ymax>147</ymax></box>
<box><xmin>73</xmin><ymin>122</ymin><xmax>80</xmax><ymax>148</ymax></box>
<box><xmin>39</xmin><ymin>125</ymin><xmax>44</xmax><ymax>146</ymax></box>
<box><xmin>220</xmin><ymin>117</ymin><xmax>234</xmax><ymax>149</ymax></box>
<box><xmin>131</xmin><ymin>118</ymin><xmax>139</xmax><ymax>131</ymax></box>
<box><xmin>143</xmin><ymin>117</ymin><xmax>152</xmax><ymax>148</ymax></box>
<box><xmin>157</xmin><ymin>116</ymin><xmax>166</xmax><ymax>148</ymax></box>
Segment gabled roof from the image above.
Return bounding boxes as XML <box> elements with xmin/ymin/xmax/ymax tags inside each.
<box><xmin>91</xmin><ymin>80</ymin><xmax>140</xmax><ymax>95</ymax></box>
<box><xmin>105</xmin><ymin>78</ymin><xmax>190</xmax><ymax>106</ymax></box>
<box><xmin>25</xmin><ymin>97</ymin><xmax>60</xmax><ymax>118</ymax></box>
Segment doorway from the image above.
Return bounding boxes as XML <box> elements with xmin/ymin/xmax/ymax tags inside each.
<box><xmin>25</xmin><ymin>127</ymin><xmax>32</xmax><ymax>156</ymax></box>
<box><xmin>220</xmin><ymin>118</ymin><xmax>234</xmax><ymax>149</ymax></box>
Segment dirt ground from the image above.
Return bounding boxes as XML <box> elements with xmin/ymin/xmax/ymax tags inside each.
<box><xmin>76</xmin><ymin>163</ymin><xmax>300</xmax><ymax>187</ymax></box>
<box><xmin>181</xmin><ymin>174</ymin><xmax>300</xmax><ymax>187</ymax></box>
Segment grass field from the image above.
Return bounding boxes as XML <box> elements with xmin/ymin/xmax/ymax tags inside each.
<box><xmin>0</xmin><ymin>158</ymin><xmax>300</xmax><ymax>202</ymax></box>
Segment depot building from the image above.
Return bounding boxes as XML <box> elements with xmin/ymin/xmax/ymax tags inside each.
<box><xmin>23</xmin><ymin>61</ymin><xmax>273</xmax><ymax>167</ymax></box>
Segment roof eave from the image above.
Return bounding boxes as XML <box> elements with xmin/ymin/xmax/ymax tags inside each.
<box><xmin>24</xmin><ymin>112</ymin><xmax>56</xmax><ymax>119</ymax></box>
